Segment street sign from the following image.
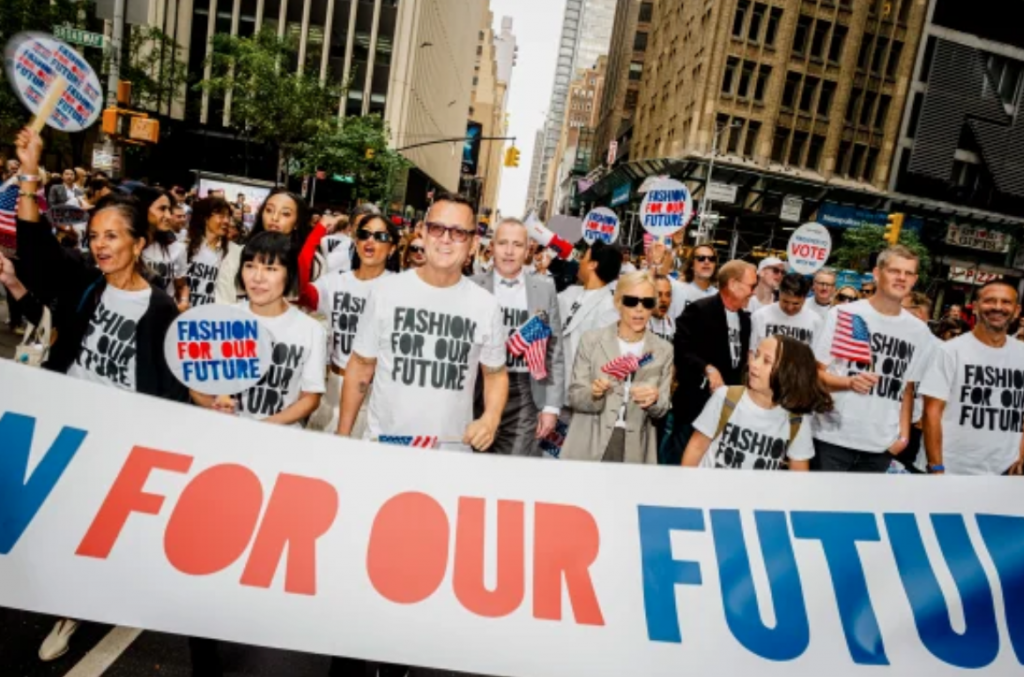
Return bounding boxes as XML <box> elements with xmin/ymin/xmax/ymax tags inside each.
<box><xmin>706</xmin><ymin>182</ymin><xmax>737</xmax><ymax>204</ymax></box>
<box><xmin>53</xmin><ymin>25</ymin><xmax>106</xmax><ymax>49</ymax></box>
<box><xmin>607</xmin><ymin>140</ymin><xmax>618</xmax><ymax>166</ymax></box>
<box><xmin>781</xmin><ymin>195</ymin><xmax>803</xmax><ymax>223</ymax></box>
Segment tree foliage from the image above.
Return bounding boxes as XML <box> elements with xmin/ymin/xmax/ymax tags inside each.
<box><xmin>120</xmin><ymin>25</ymin><xmax>190</xmax><ymax>113</ymax></box>
<box><xmin>831</xmin><ymin>224</ymin><xmax>932</xmax><ymax>285</ymax></box>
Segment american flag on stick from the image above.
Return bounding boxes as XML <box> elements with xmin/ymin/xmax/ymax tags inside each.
<box><xmin>832</xmin><ymin>310</ymin><xmax>872</xmax><ymax>364</ymax></box>
<box><xmin>377</xmin><ymin>436</ymin><xmax>440</xmax><ymax>449</ymax></box>
<box><xmin>602</xmin><ymin>352</ymin><xmax>654</xmax><ymax>380</ymax></box>
<box><xmin>0</xmin><ymin>183</ymin><xmax>18</xmax><ymax>253</ymax></box>
<box><xmin>507</xmin><ymin>314</ymin><xmax>552</xmax><ymax>380</ymax></box>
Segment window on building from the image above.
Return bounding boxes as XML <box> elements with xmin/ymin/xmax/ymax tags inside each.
<box><xmin>629</xmin><ymin>61</ymin><xmax>644</xmax><ymax>81</ymax></box>
<box><xmin>727</xmin><ymin>118</ymin><xmax>744</xmax><ymax>154</ymax></box>
<box><xmin>984</xmin><ymin>53</ymin><xmax>1023</xmax><ymax>110</ymax></box>
<box><xmin>829</xmin><ymin>24</ymin><xmax>847</xmax><ymax>63</ymax></box>
<box><xmin>789</xmin><ymin>131</ymin><xmax>808</xmax><ymax>165</ymax></box>
<box><xmin>792</xmin><ymin>15</ymin><xmax>812</xmax><ymax>55</ymax></box>
<box><xmin>799</xmin><ymin>76</ymin><xmax>820</xmax><ymax>113</ymax></box>
<box><xmin>749</xmin><ymin>4</ymin><xmax>765</xmax><ymax>42</ymax></box>
<box><xmin>818</xmin><ymin>80</ymin><xmax>836</xmax><ymax>116</ymax></box>
<box><xmin>850</xmin><ymin>143</ymin><xmax>866</xmax><ymax>176</ymax></box>
<box><xmin>634</xmin><ymin>31</ymin><xmax>648</xmax><ymax>52</ymax></box>
<box><xmin>782</xmin><ymin>71</ymin><xmax>801</xmax><ymax>108</ymax></box>
<box><xmin>476</xmin><ymin>45</ymin><xmax>483</xmax><ymax>56</ymax></box>
<box><xmin>743</xmin><ymin>121</ymin><xmax>762</xmax><ymax>156</ymax></box>
<box><xmin>859</xmin><ymin>90</ymin><xmax>877</xmax><ymax>126</ymax></box>
<box><xmin>871</xmin><ymin>38</ymin><xmax>889</xmax><ymax>74</ymax></box>
<box><xmin>738</xmin><ymin>61</ymin><xmax>755</xmax><ymax>98</ymax></box>
<box><xmin>857</xmin><ymin>35</ymin><xmax>873</xmax><ymax>70</ymax></box>
<box><xmin>810</xmin><ymin>20</ymin><xmax>830</xmax><ymax>59</ymax></box>
<box><xmin>639</xmin><ymin>1</ymin><xmax>654</xmax><ymax>22</ymax></box>
<box><xmin>771</xmin><ymin>128</ymin><xmax>789</xmax><ymax>163</ymax></box>
<box><xmin>472</xmin><ymin>76</ymin><xmax>478</xmax><ymax>86</ymax></box>
<box><xmin>846</xmin><ymin>88</ymin><xmax>863</xmax><ymax>123</ymax></box>
<box><xmin>754</xmin><ymin>65</ymin><xmax>772</xmax><ymax>101</ymax></box>
<box><xmin>733</xmin><ymin>0</ymin><xmax>750</xmax><ymax>38</ymax></box>
<box><xmin>886</xmin><ymin>41</ymin><xmax>903</xmax><ymax>78</ymax></box>
<box><xmin>625</xmin><ymin>89</ymin><xmax>639</xmax><ymax>110</ymax></box>
<box><xmin>863</xmin><ymin>146</ymin><xmax>879</xmax><ymax>181</ymax></box>
<box><xmin>875</xmin><ymin>94</ymin><xmax>891</xmax><ymax>129</ymax></box>
<box><xmin>806</xmin><ymin>134</ymin><xmax>826</xmax><ymax>170</ymax></box>
<box><xmin>952</xmin><ymin>158</ymin><xmax>981</xmax><ymax>190</ymax></box>
<box><xmin>837</xmin><ymin>141</ymin><xmax>852</xmax><ymax>174</ymax></box>
<box><xmin>765</xmin><ymin>8</ymin><xmax>783</xmax><ymax>47</ymax></box>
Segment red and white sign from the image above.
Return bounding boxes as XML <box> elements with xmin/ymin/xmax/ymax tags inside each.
<box><xmin>3</xmin><ymin>32</ymin><xmax>103</xmax><ymax>132</ymax></box>
<box><xmin>607</xmin><ymin>141</ymin><xmax>618</xmax><ymax>166</ymax></box>
<box><xmin>639</xmin><ymin>178</ymin><xmax>693</xmax><ymax>238</ymax></box>
<box><xmin>581</xmin><ymin>207</ymin><xmax>620</xmax><ymax>245</ymax></box>
<box><xmin>786</xmin><ymin>222</ymin><xmax>832</xmax><ymax>275</ymax></box>
<box><xmin>948</xmin><ymin>266</ymin><xmax>1002</xmax><ymax>286</ymax></box>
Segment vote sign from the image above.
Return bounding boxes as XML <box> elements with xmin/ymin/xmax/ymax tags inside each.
<box><xmin>581</xmin><ymin>207</ymin><xmax>620</xmax><ymax>245</ymax></box>
<box><xmin>3</xmin><ymin>32</ymin><xmax>103</xmax><ymax>132</ymax></box>
<box><xmin>639</xmin><ymin>178</ymin><xmax>693</xmax><ymax>238</ymax></box>
<box><xmin>164</xmin><ymin>304</ymin><xmax>274</xmax><ymax>396</ymax></box>
<box><xmin>787</xmin><ymin>222</ymin><xmax>832</xmax><ymax>275</ymax></box>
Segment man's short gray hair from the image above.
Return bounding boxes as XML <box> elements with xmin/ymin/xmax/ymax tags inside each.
<box><xmin>877</xmin><ymin>245</ymin><xmax>919</xmax><ymax>271</ymax></box>
<box><xmin>814</xmin><ymin>267</ymin><xmax>837</xmax><ymax>282</ymax></box>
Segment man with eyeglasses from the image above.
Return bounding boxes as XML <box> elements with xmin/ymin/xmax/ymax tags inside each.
<box><xmin>809</xmin><ymin>268</ymin><xmax>837</xmax><ymax>317</ymax></box>
<box><xmin>338</xmin><ymin>192</ymin><xmax>509</xmax><ymax>452</ymax></box>
<box><xmin>664</xmin><ymin>260</ymin><xmax>756</xmax><ymax>465</ymax></box>
<box><xmin>471</xmin><ymin>218</ymin><xmax>565</xmax><ymax>456</ymax></box>
<box><xmin>747</xmin><ymin>256</ymin><xmax>785</xmax><ymax>314</ymax></box>
<box><xmin>812</xmin><ymin>246</ymin><xmax>935</xmax><ymax>473</ymax></box>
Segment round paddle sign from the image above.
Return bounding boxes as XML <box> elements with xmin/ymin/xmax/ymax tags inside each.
<box><xmin>4</xmin><ymin>32</ymin><xmax>103</xmax><ymax>132</ymax></box>
<box><xmin>164</xmin><ymin>304</ymin><xmax>275</xmax><ymax>396</ymax></box>
<box><xmin>639</xmin><ymin>178</ymin><xmax>693</xmax><ymax>238</ymax></box>
<box><xmin>581</xmin><ymin>207</ymin><xmax>620</xmax><ymax>245</ymax></box>
<box><xmin>786</xmin><ymin>222</ymin><xmax>833</xmax><ymax>275</ymax></box>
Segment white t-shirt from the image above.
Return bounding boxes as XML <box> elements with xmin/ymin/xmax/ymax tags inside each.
<box><xmin>726</xmin><ymin>309</ymin><xmax>742</xmax><ymax>368</ymax></box>
<box><xmin>813</xmin><ymin>299</ymin><xmax>935</xmax><ymax>452</ymax></box>
<box><xmin>186</xmin><ymin>243</ymin><xmax>223</xmax><ymax>307</ymax></box>
<box><xmin>668</xmin><ymin>279</ymin><xmax>717</xmax><ymax>320</ymax></box>
<box><xmin>749</xmin><ymin>303</ymin><xmax>822</xmax><ymax>350</ymax></box>
<box><xmin>353</xmin><ymin>269</ymin><xmax>506</xmax><ymax>450</ymax></box>
<box><xmin>493</xmin><ymin>271</ymin><xmax>530</xmax><ymax>375</ymax></box>
<box><xmin>913</xmin><ymin>333</ymin><xmax>943</xmax><ymax>424</ymax></box>
<box><xmin>68</xmin><ymin>285</ymin><xmax>152</xmax><ymax>392</ymax></box>
<box><xmin>747</xmin><ymin>294</ymin><xmax>774</xmax><ymax>314</ymax></box>
<box><xmin>693</xmin><ymin>388</ymin><xmax>814</xmax><ymax>469</ymax></box>
<box><xmin>321</xmin><ymin>234</ymin><xmax>354</xmax><ymax>273</ymax></box>
<box><xmin>142</xmin><ymin>241</ymin><xmax>187</xmax><ymax>297</ymax></box>
<box><xmin>314</xmin><ymin>270</ymin><xmax>391</xmax><ymax>369</ymax></box>
<box><xmin>919</xmin><ymin>332</ymin><xmax>1024</xmax><ymax>475</ymax></box>
<box><xmin>615</xmin><ymin>338</ymin><xmax>646</xmax><ymax>428</ymax></box>
<box><xmin>808</xmin><ymin>298</ymin><xmax>833</xmax><ymax>318</ymax></box>
<box><xmin>235</xmin><ymin>302</ymin><xmax>327</xmax><ymax>425</ymax></box>
<box><xmin>648</xmin><ymin>315</ymin><xmax>675</xmax><ymax>342</ymax></box>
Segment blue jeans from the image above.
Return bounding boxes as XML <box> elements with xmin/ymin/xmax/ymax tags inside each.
<box><xmin>658</xmin><ymin>413</ymin><xmax>694</xmax><ymax>466</ymax></box>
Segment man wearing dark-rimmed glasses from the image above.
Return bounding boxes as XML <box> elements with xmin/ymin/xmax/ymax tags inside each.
<box><xmin>809</xmin><ymin>268</ymin><xmax>837</xmax><ymax>318</ymax></box>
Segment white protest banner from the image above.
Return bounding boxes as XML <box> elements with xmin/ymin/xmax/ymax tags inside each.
<box><xmin>581</xmin><ymin>207</ymin><xmax>620</xmax><ymax>245</ymax></box>
<box><xmin>787</xmin><ymin>222</ymin><xmax>832</xmax><ymax>275</ymax></box>
<box><xmin>163</xmin><ymin>304</ymin><xmax>274</xmax><ymax>395</ymax></box>
<box><xmin>2</xmin><ymin>363</ymin><xmax>1024</xmax><ymax>676</ymax></box>
<box><xmin>639</xmin><ymin>178</ymin><xmax>693</xmax><ymax>238</ymax></box>
<box><xmin>4</xmin><ymin>32</ymin><xmax>103</xmax><ymax>132</ymax></box>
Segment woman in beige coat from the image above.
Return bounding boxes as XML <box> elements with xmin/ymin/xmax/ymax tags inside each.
<box><xmin>562</xmin><ymin>270</ymin><xmax>673</xmax><ymax>463</ymax></box>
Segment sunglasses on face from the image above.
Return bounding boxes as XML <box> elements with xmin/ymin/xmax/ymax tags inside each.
<box><xmin>693</xmin><ymin>255</ymin><xmax>716</xmax><ymax>263</ymax></box>
<box><xmin>622</xmin><ymin>295</ymin><xmax>657</xmax><ymax>310</ymax></box>
<box><xmin>425</xmin><ymin>221</ymin><xmax>475</xmax><ymax>243</ymax></box>
<box><xmin>837</xmin><ymin>294</ymin><xmax>858</xmax><ymax>302</ymax></box>
<box><xmin>356</xmin><ymin>229</ymin><xmax>392</xmax><ymax>243</ymax></box>
<box><xmin>408</xmin><ymin>244</ymin><xmax>425</xmax><ymax>255</ymax></box>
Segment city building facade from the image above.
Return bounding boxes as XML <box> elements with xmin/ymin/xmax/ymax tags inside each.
<box><xmin>548</xmin><ymin>58</ymin><xmax>606</xmax><ymax>216</ymax></box>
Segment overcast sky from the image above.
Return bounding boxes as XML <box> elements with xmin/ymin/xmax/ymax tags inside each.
<box><xmin>490</xmin><ymin>0</ymin><xmax>566</xmax><ymax>218</ymax></box>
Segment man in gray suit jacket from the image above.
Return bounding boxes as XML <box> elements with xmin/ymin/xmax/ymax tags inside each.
<box><xmin>472</xmin><ymin>218</ymin><xmax>566</xmax><ymax>456</ymax></box>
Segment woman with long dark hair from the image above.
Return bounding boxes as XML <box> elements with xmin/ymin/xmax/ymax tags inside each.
<box><xmin>306</xmin><ymin>213</ymin><xmax>400</xmax><ymax>432</ymax></box>
<box><xmin>186</xmin><ymin>196</ymin><xmax>234</xmax><ymax>307</ymax></box>
<box><xmin>131</xmin><ymin>185</ymin><xmax>189</xmax><ymax>311</ymax></box>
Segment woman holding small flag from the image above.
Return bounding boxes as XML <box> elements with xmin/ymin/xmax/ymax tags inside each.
<box><xmin>561</xmin><ymin>270</ymin><xmax>672</xmax><ymax>463</ymax></box>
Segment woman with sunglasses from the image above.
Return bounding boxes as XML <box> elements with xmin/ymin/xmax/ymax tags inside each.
<box><xmin>561</xmin><ymin>270</ymin><xmax>673</xmax><ymax>464</ymax></box>
<box><xmin>833</xmin><ymin>285</ymin><xmax>860</xmax><ymax>305</ymax></box>
<box><xmin>307</xmin><ymin>214</ymin><xmax>400</xmax><ymax>432</ymax></box>
<box><xmin>400</xmin><ymin>230</ymin><xmax>427</xmax><ymax>269</ymax></box>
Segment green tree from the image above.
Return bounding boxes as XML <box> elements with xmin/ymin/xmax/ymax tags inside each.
<box><xmin>198</xmin><ymin>28</ymin><xmax>341</xmax><ymax>183</ymax></box>
<box><xmin>297</xmin><ymin>114</ymin><xmax>411</xmax><ymax>205</ymax></box>
<box><xmin>831</xmin><ymin>224</ymin><xmax>932</xmax><ymax>285</ymax></box>
<box><xmin>119</xmin><ymin>25</ymin><xmax>190</xmax><ymax>113</ymax></box>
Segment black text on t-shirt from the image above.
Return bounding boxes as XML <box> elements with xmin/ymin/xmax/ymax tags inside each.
<box><xmin>76</xmin><ymin>301</ymin><xmax>138</xmax><ymax>387</ymax></box>
<box><xmin>147</xmin><ymin>260</ymin><xmax>173</xmax><ymax>291</ymax></box>
<box><xmin>716</xmin><ymin>422</ymin><xmax>788</xmax><ymax>470</ymax></box>
<box><xmin>502</xmin><ymin>307</ymin><xmax>528</xmax><ymax>371</ymax></box>
<box><xmin>188</xmin><ymin>261</ymin><xmax>218</xmax><ymax>306</ymax></box>
<box><xmin>390</xmin><ymin>308</ymin><xmax>477</xmax><ymax>391</ymax></box>
<box><xmin>848</xmin><ymin>332</ymin><xmax>915</xmax><ymax>402</ymax></box>
<box><xmin>242</xmin><ymin>342</ymin><xmax>305</xmax><ymax>417</ymax></box>
<box><xmin>331</xmin><ymin>290</ymin><xmax>366</xmax><ymax>358</ymax></box>
<box><xmin>766</xmin><ymin>323</ymin><xmax>813</xmax><ymax>343</ymax></box>
<box><xmin>958</xmin><ymin>365</ymin><xmax>1024</xmax><ymax>433</ymax></box>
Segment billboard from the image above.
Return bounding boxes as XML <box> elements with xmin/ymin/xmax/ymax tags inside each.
<box><xmin>462</xmin><ymin>122</ymin><xmax>483</xmax><ymax>176</ymax></box>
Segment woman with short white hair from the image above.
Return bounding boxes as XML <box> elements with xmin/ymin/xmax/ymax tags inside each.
<box><xmin>561</xmin><ymin>270</ymin><xmax>673</xmax><ymax>463</ymax></box>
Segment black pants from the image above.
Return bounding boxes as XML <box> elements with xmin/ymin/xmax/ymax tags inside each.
<box><xmin>4</xmin><ymin>292</ymin><xmax>21</xmax><ymax>327</ymax></box>
<box><xmin>190</xmin><ymin>638</ymin><xmax>407</xmax><ymax>677</ymax></box>
<box><xmin>813</xmin><ymin>439</ymin><xmax>892</xmax><ymax>473</ymax></box>
<box><xmin>329</xmin><ymin>657</ymin><xmax>407</xmax><ymax>677</ymax></box>
<box><xmin>892</xmin><ymin>426</ymin><xmax>924</xmax><ymax>473</ymax></box>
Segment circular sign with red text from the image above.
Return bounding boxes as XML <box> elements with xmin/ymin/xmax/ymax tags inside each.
<box><xmin>581</xmin><ymin>207</ymin><xmax>620</xmax><ymax>245</ymax></box>
<box><xmin>786</xmin><ymin>222</ymin><xmax>832</xmax><ymax>275</ymax></box>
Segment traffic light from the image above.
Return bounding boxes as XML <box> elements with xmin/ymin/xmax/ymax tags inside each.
<box><xmin>504</xmin><ymin>146</ymin><xmax>520</xmax><ymax>168</ymax></box>
<box><xmin>101</xmin><ymin>108</ymin><xmax>119</xmax><ymax>135</ymax></box>
<box><xmin>365</xmin><ymin>148</ymin><xmax>375</xmax><ymax>160</ymax></box>
<box><xmin>884</xmin><ymin>212</ymin><xmax>904</xmax><ymax>246</ymax></box>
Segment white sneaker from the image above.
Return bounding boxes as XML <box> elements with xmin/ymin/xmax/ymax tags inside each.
<box><xmin>39</xmin><ymin>618</ymin><xmax>79</xmax><ymax>661</ymax></box>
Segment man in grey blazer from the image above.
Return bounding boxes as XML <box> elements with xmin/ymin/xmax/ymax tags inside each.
<box><xmin>472</xmin><ymin>217</ymin><xmax>566</xmax><ymax>456</ymax></box>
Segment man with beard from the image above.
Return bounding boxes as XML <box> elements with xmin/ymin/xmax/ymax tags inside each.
<box><xmin>921</xmin><ymin>280</ymin><xmax>1024</xmax><ymax>475</ymax></box>
<box><xmin>648</xmin><ymin>274</ymin><xmax>675</xmax><ymax>342</ymax></box>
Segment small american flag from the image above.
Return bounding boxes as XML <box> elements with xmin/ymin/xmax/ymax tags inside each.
<box><xmin>507</xmin><ymin>315</ymin><xmax>552</xmax><ymax>380</ymax></box>
<box><xmin>378</xmin><ymin>436</ymin><xmax>440</xmax><ymax>449</ymax></box>
<box><xmin>832</xmin><ymin>310</ymin><xmax>872</xmax><ymax>364</ymax></box>
<box><xmin>0</xmin><ymin>183</ymin><xmax>17</xmax><ymax>253</ymax></box>
<box><xmin>602</xmin><ymin>352</ymin><xmax>653</xmax><ymax>380</ymax></box>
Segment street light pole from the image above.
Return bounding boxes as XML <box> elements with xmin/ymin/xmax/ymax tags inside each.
<box><xmin>697</xmin><ymin>121</ymin><xmax>740</xmax><ymax>244</ymax></box>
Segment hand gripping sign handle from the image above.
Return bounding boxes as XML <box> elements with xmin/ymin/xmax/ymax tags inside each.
<box><xmin>29</xmin><ymin>76</ymin><xmax>68</xmax><ymax>134</ymax></box>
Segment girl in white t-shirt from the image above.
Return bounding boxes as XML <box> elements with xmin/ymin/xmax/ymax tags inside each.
<box><xmin>132</xmin><ymin>186</ymin><xmax>189</xmax><ymax>311</ymax></box>
<box><xmin>192</xmin><ymin>231</ymin><xmax>326</xmax><ymax>426</ymax></box>
<box><xmin>307</xmin><ymin>213</ymin><xmax>400</xmax><ymax>433</ymax></box>
<box><xmin>185</xmin><ymin>197</ymin><xmax>233</xmax><ymax>307</ymax></box>
<box><xmin>682</xmin><ymin>335</ymin><xmax>834</xmax><ymax>470</ymax></box>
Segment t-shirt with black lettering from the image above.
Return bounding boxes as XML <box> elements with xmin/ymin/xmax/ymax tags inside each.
<box><xmin>142</xmin><ymin>241</ymin><xmax>187</xmax><ymax>297</ymax></box>
<box><xmin>749</xmin><ymin>303</ymin><xmax>822</xmax><ymax>350</ymax></box>
<box><xmin>235</xmin><ymin>301</ymin><xmax>327</xmax><ymax>426</ymax></box>
<box><xmin>352</xmin><ymin>269</ymin><xmax>506</xmax><ymax>451</ymax></box>
<box><xmin>726</xmin><ymin>309</ymin><xmax>742</xmax><ymax>368</ymax></box>
<box><xmin>919</xmin><ymin>332</ymin><xmax>1024</xmax><ymax>475</ymax></box>
<box><xmin>321</xmin><ymin>234</ymin><xmax>353</xmax><ymax>274</ymax></box>
<box><xmin>186</xmin><ymin>243</ymin><xmax>223</xmax><ymax>307</ymax></box>
<box><xmin>313</xmin><ymin>270</ymin><xmax>392</xmax><ymax>369</ymax></box>
<box><xmin>668</xmin><ymin>279</ymin><xmax>716</xmax><ymax>320</ymax></box>
<box><xmin>648</xmin><ymin>315</ymin><xmax>675</xmax><ymax>342</ymax></box>
<box><xmin>68</xmin><ymin>285</ymin><xmax>151</xmax><ymax>392</ymax></box>
<box><xmin>692</xmin><ymin>388</ymin><xmax>813</xmax><ymax>470</ymax></box>
<box><xmin>812</xmin><ymin>299</ymin><xmax>935</xmax><ymax>452</ymax></box>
